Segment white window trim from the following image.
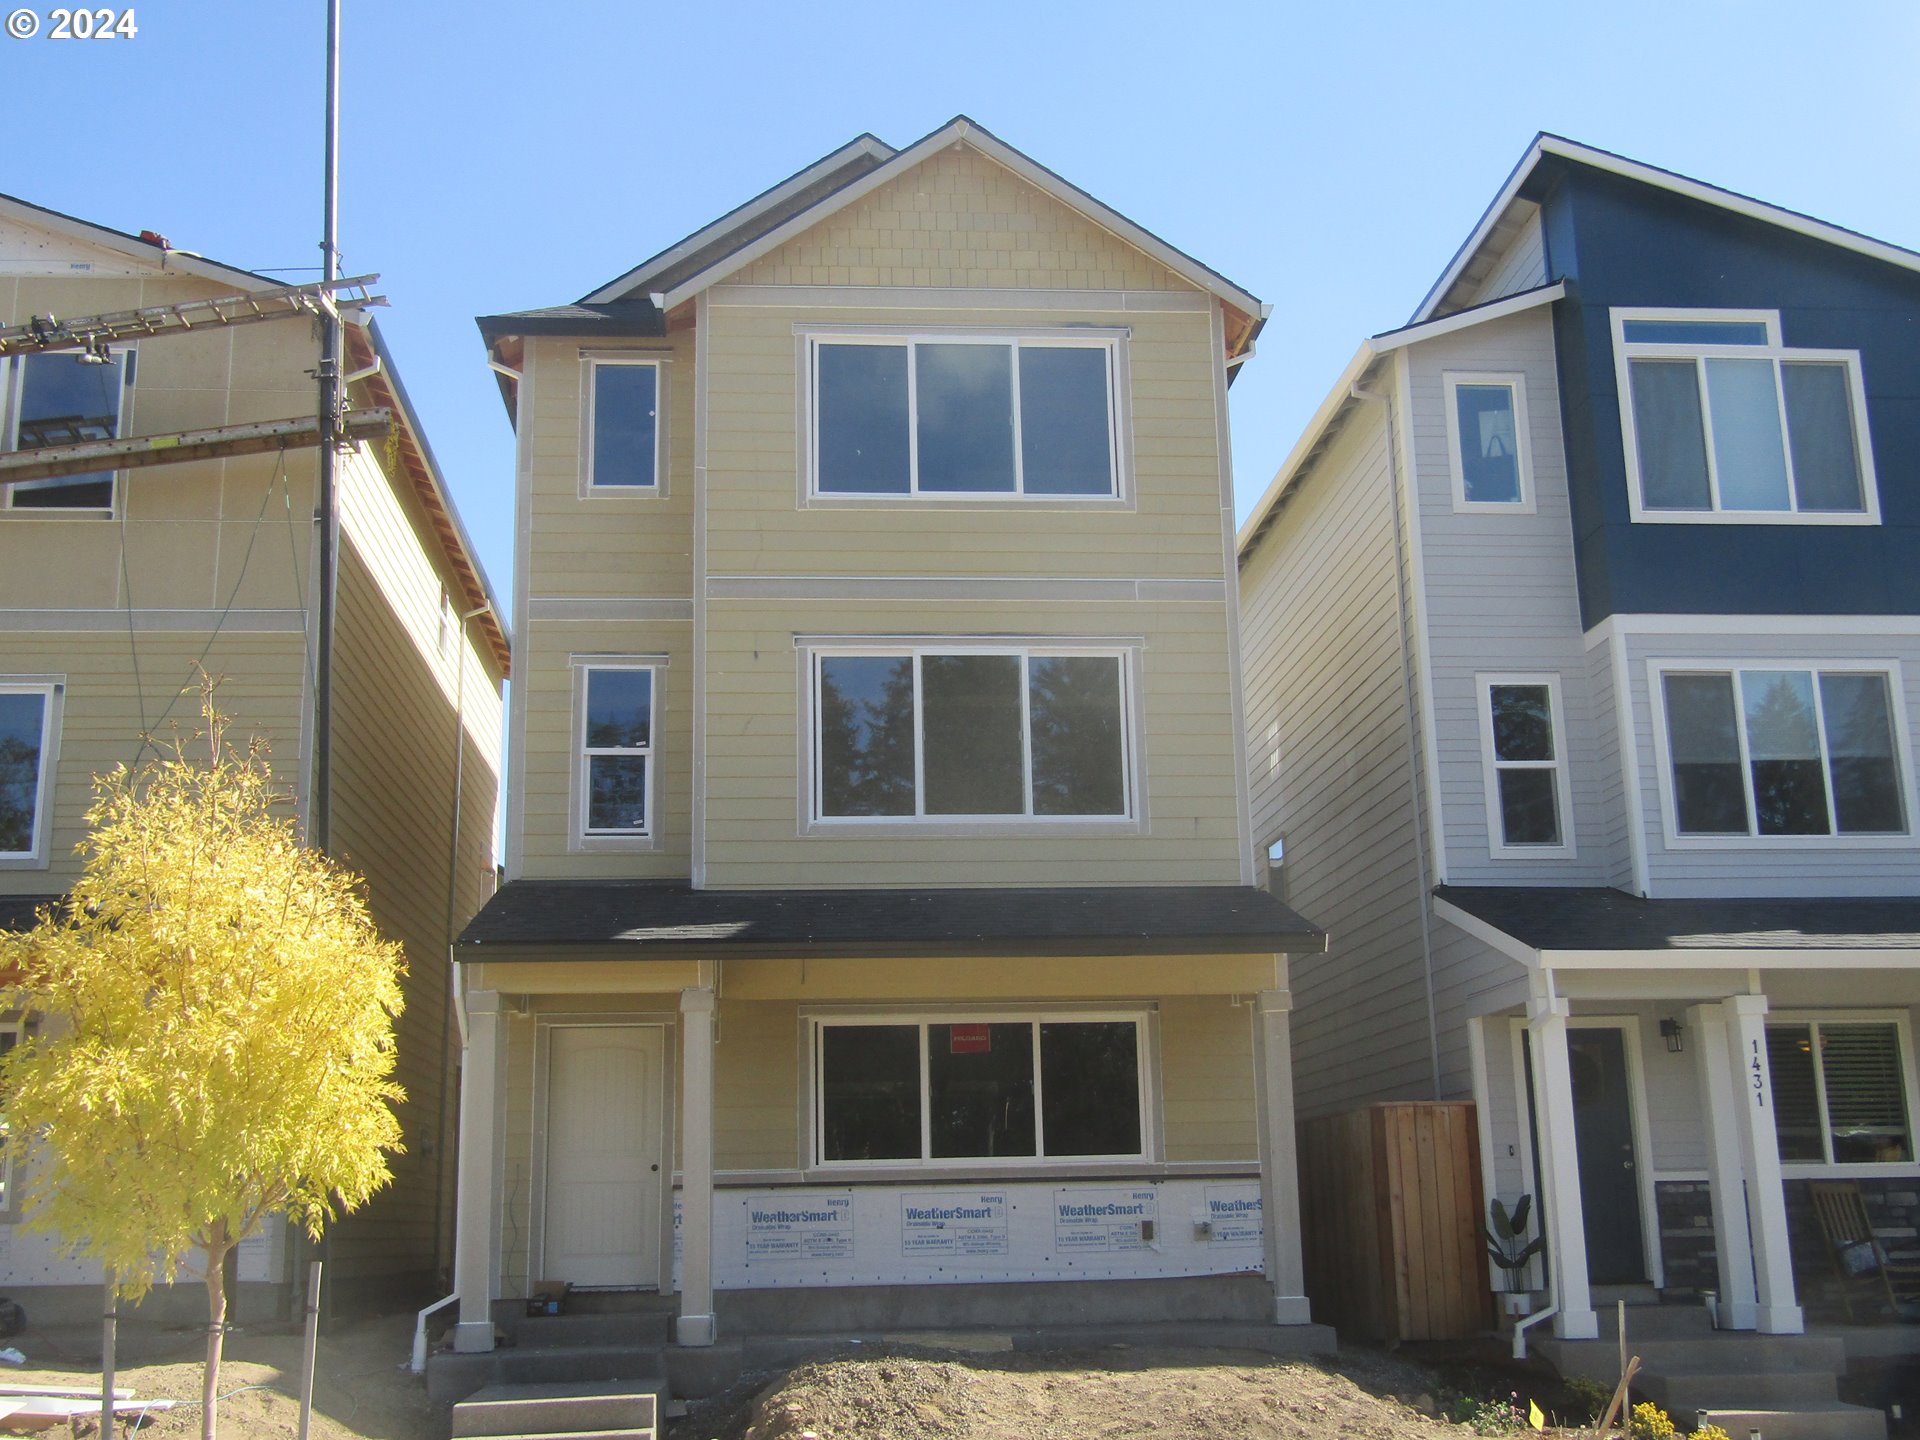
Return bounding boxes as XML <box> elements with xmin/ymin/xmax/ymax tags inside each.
<box><xmin>805</xmin><ymin>1008</ymin><xmax>1156</xmax><ymax>1172</ymax></box>
<box><xmin>1769</xmin><ymin>1009</ymin><xmax>1920</xmax><ymax>1179</ymax></box>
<box><xmin>578</xmin><ymin>351</ymin><xmax>669</xmax><ymax>498</ymax></box>
<box><xmin>1443</xmin><ymin>371</ymin><xmax>1536</xmax><ymax>514</ymax></box>
<box><xmin>797</xmin><ymin>326</ymin><xmax>1133</xmax><ymax>506</ymax></box>
<box><xmin>568</xmin><ymin>656</ymin><xmax>662</xmax><ymax>852</ymax></box>
<box><xmin>1610</xmin><ymin>307</ymin><xmax>1881</xmax><ymax>527</ymax></box>
<box><xmin>2</xmin><ymin>349</ymin><xmax>134</xmax><ymax>518</ymax></box>
<box><xmin>800</xmin><ymin>640</ymin><xmax>1144</xmax><ymax>833</ymax></box>
<box><xmin>1477</xmin><ymin>672</ymin><xmax>1576</xmax><ymax>860</ymax></box>
<box><xmin>0</xmin><ymin>678</ymin><xmax>61</xmax><ymax>870</ymax></box>
<box><xmin>1645</xmin><ymin>657</ymin><xmax>1919</xmax><ymax>851</ymax></box>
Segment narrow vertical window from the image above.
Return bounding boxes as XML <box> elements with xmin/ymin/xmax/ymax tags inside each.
<box><xmin>579</xmin><ymin>666</ymin><xmax>655</xmax><ymax>838</ymax></box>
<box><xmin>586</xmin><ymin>359</ymin><xmax>661</xmax><ymax>491</ymax></box>
<box><xmin>0</xmin><ymin>687</ymin><xmax>51</xmax><ymax>859</ymax></box>
<box><xmin>1446</xmin><ymin>376</ymin><xmax>1529</xmax><ymax>507</ymax></box>
<box><xmin>1482</xmin><ymin>678</ymin><xmax>1570</xmax><ymax>853</ymax></box>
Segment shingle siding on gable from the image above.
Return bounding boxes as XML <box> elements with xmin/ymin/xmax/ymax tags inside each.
<box><xmin>730</xmin><ymin>147</ymin><xmax>1196</xmax><ymax>293</ymax></box>
<box><xmin>1536</xmin><ymin>160</ymin><xmax>1920</xmax><ymax>628</ymax></box>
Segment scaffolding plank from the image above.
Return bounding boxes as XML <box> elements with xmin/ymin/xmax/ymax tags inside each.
<box><xmin>0</xmin><ymin>409</ymin><xmax>392</xmax><ymax>484</ymax></box>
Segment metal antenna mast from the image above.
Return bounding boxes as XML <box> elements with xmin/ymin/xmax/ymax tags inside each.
<box><xmin>313</xmin><ymin>0</ymin><xmax>342</xmax><ymax>854</ymax></box>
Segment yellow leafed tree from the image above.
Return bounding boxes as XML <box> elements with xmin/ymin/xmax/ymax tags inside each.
<box><xmin>0</xmin><ymin>698</ymin><xmax>405</xmax><ymax>1440</ymax></box>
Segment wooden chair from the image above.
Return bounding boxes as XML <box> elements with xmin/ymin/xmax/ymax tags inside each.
<box><xmin>1807</xmin><ymin>1180</ymin><xmax>1920</xmax><ymax>1322</ymax></box>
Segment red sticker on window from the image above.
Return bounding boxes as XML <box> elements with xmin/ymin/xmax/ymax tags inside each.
<box><xmin>948</xmin><ymin>1024</ymin><xmax>991</xmax><ymax>1054</ymax></box>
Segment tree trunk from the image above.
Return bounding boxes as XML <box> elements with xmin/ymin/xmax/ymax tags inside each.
<box><xmin>202</xmin><ymin>1226</ymin><xmax>230</xmax><ymax>1440</ymax></box>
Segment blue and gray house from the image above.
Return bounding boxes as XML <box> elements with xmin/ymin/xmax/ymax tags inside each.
<box><xmin>1238</xmin><ymin>136</ymin><xmax>1919</xmax><ymax>1433</ymax></box>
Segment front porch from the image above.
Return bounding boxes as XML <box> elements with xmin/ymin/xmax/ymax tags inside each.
<box><xmin>441</xmin><ymin>881</ymin><xmax>1329</xmax><ymax>1384</ymax></box>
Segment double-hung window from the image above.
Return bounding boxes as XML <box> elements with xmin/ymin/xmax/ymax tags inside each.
<box><xmin>1613</xmin><ymin>310</ymin><xmax>1876</xmax><ymax>522</ymax></box>
<box><xmin>1654</xmin><ymin>664</ymin><xmax>1910</xmax><ymax>841</ymax></box>
<box><xmin>1766</xmin><ymin>1016</ymin><xmax>1916</xmax><ymax>1169</ymax></box>
<box><xmin>810</xmin><ymin>645</ymin><xmax>1134</xmax><ymax>823</ymax></box>
<box><xmin>1444</xmin><ymin>373</ymin><xmax>1533</xmax><ymax>510</ymax></box>
<box><xmin>812</xmin><ymin>1014</ymin><xmax>1147</xmax><ymax>1166</ymax></box>
<box><xmin>4</xmin><ymin>351</ymin><xmax>131</xmax><ymax>512</ymax></box>
<box><xmin>574</xmin><ymin>662</ymin><xmax>657</xmax><ymax>844</ymax></box>
<box><xmin>1478</xmin><ymin>675</ymin><xmax>1573</xmax><ymax>856</ymax></box>
<box><xmin>0</xmin><ymin>682</ymin><xmax>57</xmax><ymax>866</ymax></box>
<box><xmin>581</xmin><ymin>355</ymin><xmax>663</xmax><ymax>493</ymax></box>
<box><xmin>808</xmin><ymin>333</ymin><xmax>1121</xmax><ymax>498</ymax></box>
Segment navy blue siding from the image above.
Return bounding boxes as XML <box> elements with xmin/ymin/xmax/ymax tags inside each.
<box><xmin>1530</xmin><ymin>160</ymin><xmax>1920</xmax><ymax>629</ymax></box>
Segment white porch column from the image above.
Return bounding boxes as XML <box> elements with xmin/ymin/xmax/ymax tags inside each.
<box><xmin>1721</xmin><ymin>994</ymin><xmax>1803</xmax><ymax>1334</ymax></box>
<box><xmin>452</xmin><ymin>989</ymin><xmax>506</xmax><ymax>1353</ymax></box>
<box><xmin>1253</xmin><ymin>986</ymin><xmax>1311</xmax><ymax>1324</ymax></box>
<box><xmin>1688</xmin><ymin>1002</ymin><xmax>1758</xmax><ymax>1330</ymax></box>
<box><xmin>676</xmin><ymin>987</ymin><xmax>717</xmax><ymax>1347</ymax></box>
<box><xmin>1526</xmin><ymin>994</ymin><xmax>1598</xmax><ymax>1339</ymax></box>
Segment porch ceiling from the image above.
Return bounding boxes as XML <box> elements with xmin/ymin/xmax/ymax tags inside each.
<box><xmin>456</xmin><ymin>880</ymin><xmax>1323</xmax><ymax>961</ymax></box>
<box><xmin>1435</xmin><ymin>885</ymin><xmax>1920</xmax><ymax>970</ymax></box>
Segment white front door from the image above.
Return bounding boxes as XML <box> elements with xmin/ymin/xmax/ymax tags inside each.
<box><xmin>542</xmin><ymin>1024</ymin><xmax>665</xmax><ymax>1287</ymax></box>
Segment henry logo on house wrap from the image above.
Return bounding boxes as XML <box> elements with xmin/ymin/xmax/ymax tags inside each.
<box><xmin>1053</xmin><ymin>1188</ymin><xmax>1157</xmax><ymax>1251</ymax></box>
<box><xmin>901</xmin><ymin>1192</ymin><xmax>1010</xmax><ymax>1256</ymax></box>
<box><xmin>744</xmin><ymin>1192</ymin><xmax>854</xmax><ymax>1260</ymax></box>
<box><xmin>1203</xmin><ymin>1185</ymin><xmax>1264</xmax><ymax>1246</ymax></box>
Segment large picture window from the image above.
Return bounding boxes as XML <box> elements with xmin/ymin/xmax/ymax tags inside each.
<box><xmin>811</xmin><ymin>646</ymin><xmax>1132</xmax><ymax>823</ymax></box>
<box><xmin>1767</xmin><ymin>1017</ymin><xmax>1915</xmax><ymax>1168</ymax></box>
<box><xmin>814</xmin><ymin>1016</ymin><xmax>1146</xmax><ymax>1166</ymax></box>
<box><xmin>574</xmin><ymin>663</ymin><xmax>656</xmax><ymax>842</ymax></box>
<box><xmin>5</xmin><ymin>351</ymin><xmax>130</xmax><ymax>511</ymax></box>
<box><xmin>1612</xmin><ymin>310</ymin><xmax>1877</xmax><ymax>523</ymax></box>
<box><xmin>0</xmin><ymin>683</ymin><xmax>55</xmax><ymax>863</ymax></box>
<box><xmin>810</xmin><ymin>335</ymin><xmax>1119</xmax><ymax>498</ymax></box>
<box><xmin>1655</xmin><ymin>665</ymin><xmax>1909</xmax><ymax>841</ymax></box>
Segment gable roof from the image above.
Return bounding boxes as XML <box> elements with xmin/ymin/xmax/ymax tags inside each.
<box><xmin>1413</xmin><ymin>133</ymin><xmax>1920</xmax><ymax>324</ymax></box>
<box><xmin>482</xmin><ymin>117</ymin><xmax>1266</xmax><ymax>354</ymax></box>
<box><xmin>1235</xmin><ymin>281</ymin><xmax>1566</xmax><ymax>562</ymax></box>
<box><xmin>0</xmin><ymin>190</ymin><xmax>509</xmax><ymax>676</ymax></box>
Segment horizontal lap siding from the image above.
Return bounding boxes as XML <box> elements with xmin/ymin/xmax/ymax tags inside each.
<box><xmin>517</xmin><ymin>618</ymin><xmax>693</xmax><ymax>879</ymax></box>
<box><xmin>1159</xmin><ymin>995</ymin><xmax>1256</xmax><ymax>1161</ymax></box>
<box><xmin>701</xmin><ymin>595</ymin><xmax>1242</xmax><ymax>888</ymax></box>
<box><xmin>0</xmin><ymin>630</ymin><xmax>306</xmax><ymax>897</ymax></box>
<box><xmin>1239</xmin><ymin>406</ymin><xmax>1434</xmax><ymax>1117</ymax></box>
<box><xmin>1406</xmin><ymin>311</ymin><xmax>1612</xmax><ymax>886</ymax></box>
<box><xmin>1626</xmin><ymin>629</ymin><xmax>1920</xmax><ymax>897</ymax></box>
<box><xmin>1461</xmin><ymin>211</ymin><xmax>1547</xmax><ymax>308</ymax></box>
<box><xmin>326</xmin><ymin>445</ymin><xmax>505</xmax><ymax>1284</ymax></box>
<box><xmin>716</xmin><ymin>1000</ymin><xmax>799</xmax><ymax>1171</ymax></box>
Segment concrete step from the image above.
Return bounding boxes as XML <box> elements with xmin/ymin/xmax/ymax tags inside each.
<box><xmin>497</xmin><ymin>1313</ymin><xmax>674</xmax><ymax>1349</ymax></box>
<box><xmin>1641</xmin><ymin>1368</ymin><xmax>1839</xmax><ymax>1411</ymax></box>
<box><xmin>1594</xmin><ymin>1303</ymin><xmax>1715</xmax><ymax>1339</ymax></box>
<box><xmin>1536</xmin><ymin>1332</ymin><xmax>1848</xmax><ymax>1381</ymax></box>
<box><xmin>1591</xmin><ymin>1284</ymin><xmax>1661</xmax><ymax>1309</ymax></box>
<box><xmin>1698</xmin><ymin>1403</ymin><xmax>1888</xmax><ymax>1440</ymax></box>
<box><xmin>452</xmin><ymin>1381</ymin><xmax>659</xmax><ymax>1438</ymax></box>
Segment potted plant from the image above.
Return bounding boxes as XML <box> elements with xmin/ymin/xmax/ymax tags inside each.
<box><xmin>1484</xmin><ymin>1194</ymin><xmax>1544</xmax><ymax>1316</ymax></box>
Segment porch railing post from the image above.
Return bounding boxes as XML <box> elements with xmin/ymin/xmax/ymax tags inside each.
<box><xmin>452</xmin><ymin>989</ymin><xmax>505</xmax><ymax>1353</ymax></box>
<box><xmin>676</xmin><ymin>986</ymin><xmax>717</xmax><ymax>1347</ymax></box>
<box><xmin>1721</xmin><ymin>994</ymin><xmax>1803</xmax><ymax>1335</ymax></box>
<box><xmin>1254</xmin><ymin>983</ymin><xmax>1311</xmax><ymax>1324</ymax></box>
<box><xmin>1526</xmin><ymin>994</ymin><xmax>1598</xmax><ymax>1339</ymax></box>
<box><xmin>1688</xmin><ymin>1002</ymin><xmax>1758</xmax><ymax>1330</ymax></box>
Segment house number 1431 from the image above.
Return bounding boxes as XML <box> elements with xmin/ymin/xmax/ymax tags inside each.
<box><xmin>1750</xmin><ymin>1039</ymin><xmax>1767</xmax><ymax>1109</ymax></box>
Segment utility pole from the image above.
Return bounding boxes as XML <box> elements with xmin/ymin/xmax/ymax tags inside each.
<box><xmin>313</xmin><ymin>0</ymin><xmax>342</xmax><ymax>855</ymax></box>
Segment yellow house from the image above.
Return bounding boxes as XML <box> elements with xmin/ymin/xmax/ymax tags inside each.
<box><xmin>0</xmin><ymin>193</ymin><xmax>508</xmax><ymax>1318</ymax></box>
<box><xmin>450</xmin><ymin>118</ymin><xmax>1324</xmax><ymax>1384</ymax></box>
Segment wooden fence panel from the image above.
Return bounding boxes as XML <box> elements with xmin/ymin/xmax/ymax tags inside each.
<box><xmin>1297</xmin><ymin>1101</ymin><xmax>1491</xmax><ymax>1342</ymax></box>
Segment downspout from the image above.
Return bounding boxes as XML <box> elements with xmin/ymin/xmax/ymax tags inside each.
<box><xmin>1348</xmin><ymin>375</ymin><xmax>1443</xmax><ymax>1101</ymax></box>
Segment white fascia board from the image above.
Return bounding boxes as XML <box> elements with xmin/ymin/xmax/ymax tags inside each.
<box><xmin>1411</xmin><ymin>134</ymin><xmax>1920</xmax><ymax>326</ymax></box>
<box><xmin>582</xmin><ymin>135</ymin><xmax>897</xmax><ymax>305</ymax></box>
<box><xmin>1542</xmin><ymin>946</ymin><xmax>1920</xmax><ymax>971</ymax></box>
<box><xmin>653</xmin><ymin>119</ymin><xmax>1265</xmax><ymax>320</ymax></box>
<box><xmin>1431</xmin><ymin>896</ymin><xmax>1542</xmax><ymax>970</ymax></box>
<box><xmin>1235</xmin><ymin>281</ymin><xmax>1565</xmax><ymax>561</ymax></box>
<box><xmin>0</xmin><ymin>193</ymin><xmax>279</xmax><ymax>292</ymax></box>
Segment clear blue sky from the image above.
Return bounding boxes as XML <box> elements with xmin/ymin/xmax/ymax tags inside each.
<box><xmin>6</xmin><ymin>0</ymin><xmax>1916</xmax><ymax>601</ymax></box>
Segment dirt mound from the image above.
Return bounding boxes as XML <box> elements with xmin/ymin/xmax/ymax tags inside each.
<box><xmin>689</xmin><ymin>1345</ymin><xmax>1463</xmax><ymax>1440</ymax></box>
